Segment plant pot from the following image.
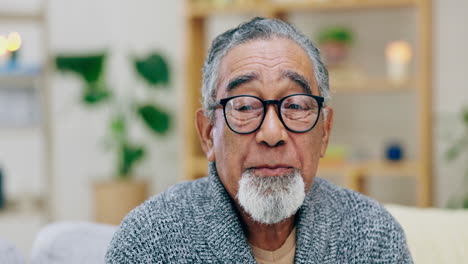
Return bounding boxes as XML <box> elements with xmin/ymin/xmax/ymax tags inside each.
<box><xmin>93</xmin><ymin>180</ymin><xmax>148</xmax><ymax>225</ymax></box>
<box><xmin>320</xmin><ymin>41</ymin><xmax>349</xmax><ymax>68</ymax></box>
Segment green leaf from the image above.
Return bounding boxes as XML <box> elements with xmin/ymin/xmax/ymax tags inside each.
<box><xmin>110</xmin><ymin>115</ymin><xmax>126</xmax><ymax>139</ymax></box>
<box><xmin>317</xmin><ymin>26</ymin><xmax>353</xmax><ymax>45</ymax></box>
<box><xmin>55</xmin><ymin>53</ymin><xmax>110</xmax><ymax>105</ymax></box>
<box><xmin>82</xmin><ymin>88</ymin><xmax>110</xmax><ymax>104</ymax></box>
<box><xmin>463</xmin><ymin>195</ymin><xmax>468</xmax><ymax>209</ymax></box>
<box><xmin>55</xmin><ymin>54</ymin><xmax>106</xmax><ymax>84</ymax></box>
<box><xmin>137</xmin><ymin>104</ymin><xmax>170</xmax><ymax>135</ymax></box>
<box><xmin>119</xmin><ymin>144</ymin><xmax>145</xmax><ymax>177</ymax></box>
<box><xmin>446</xmin><ymin>144</ymin><xmax>461</xmax><ymax>161</ymax></box>
<box><xmin>462</xmin><ymin>108</ymin><xmax>468</xmax><ymax>125</ymax></box>
<box><xmin>134</xmin><ymin>53</ymin><xmax>169</xmax><ymax>86</ymax></box>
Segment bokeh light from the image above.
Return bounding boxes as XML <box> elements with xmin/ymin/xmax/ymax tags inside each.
<box><xmin>386</xmin><ymin>40</ymin><xmax>412</xmax><ymax>63</ymax></box>
<box><xmin>6</xmin><ymin>32</ymin><xmax>22</xmax><ymax>52</ymax></box>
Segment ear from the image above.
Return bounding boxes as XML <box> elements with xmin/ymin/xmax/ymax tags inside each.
<box><xmin>320</xmin><ymin>107</ymin><xmax>334</xmax><ymax>158</ymax></box>
<box><xmin>196</xmin><ymin>109</ymin><xmax>215</xmax><ymax>162</ymax></box>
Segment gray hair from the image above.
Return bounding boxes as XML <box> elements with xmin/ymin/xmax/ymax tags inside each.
<box><xmin>202</xmin><ymin>17</ymin><xmax>330</xmax><ymax>121</ymax></box>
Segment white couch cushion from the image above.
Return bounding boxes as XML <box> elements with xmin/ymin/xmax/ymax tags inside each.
<box><xmin>386</xmin><ymin>205</ymin><xmax>468</xmax><ymax>264</ymax></box>
<box><xmin>0</xmin><ymin>237</ymin><xmax>25</xmax><ymax>264</ymax></box>
<box><xmin>31</xmin><ymin>221</ymin><xmax>117</xmax><ymax>264</ymax></box>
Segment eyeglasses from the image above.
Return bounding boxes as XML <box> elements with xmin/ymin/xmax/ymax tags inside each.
<box><xmin>212</xmin><ymin>93</ymin><xmax>324</xmax><ymax>134</ymax></box>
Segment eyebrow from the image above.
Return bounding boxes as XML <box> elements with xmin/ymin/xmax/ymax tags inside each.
<box><xmin>225</xmin><ymin>70</ymin><xmax>313</xmax><ymax>94</ymax></box>
<box><xmin>226</xmin><ymin>72</ymin><xmax>258</xmax><ymax>91</ymax></box>
<box><xmin>281</xmin><ymin>70</ymin><xmax>312</xmax><ymax>94</ymax></box>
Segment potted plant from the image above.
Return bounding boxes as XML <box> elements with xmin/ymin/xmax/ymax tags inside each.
<box><xmin>316</xmin><ymin>26</ymin><xmax>354</xmax><ymax>68</ymax></box>
<box><xmin>55</xmin><ymin>52</ymin><xmax>171</xmax><ymax>224</ymax></box>
<box><xmin>446</xmin><ymin>107</ymin><xmax>468</xmax><ymax>208</ymax></box>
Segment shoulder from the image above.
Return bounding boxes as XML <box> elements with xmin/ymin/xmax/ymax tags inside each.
<box><xmin>121</xmin><ymin>176</ymin><xmax>210</xmax><ymax>229</ymax></box>
<box><xmin>312</xmin><ymin>178</ymin><xmax>412</xmax><ymax>262</ymax></box>
<box><xmin>313</xmin><ymin>177</ymin><xmax>399</xmax><ymax>224</ymax></box>
<box><xmin>106</xmin><ymin>177</ymin><xmax>210</xmax><ymax>263</ymax></box>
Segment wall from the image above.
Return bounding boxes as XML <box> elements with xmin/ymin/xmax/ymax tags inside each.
<box><xmin>48</xmin><ymin>0</ymin><xmax>184</xmax><ymax>221</ymax></box>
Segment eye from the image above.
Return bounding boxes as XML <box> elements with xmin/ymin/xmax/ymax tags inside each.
<box><xmin>286</xmin><ymin>103</ymin><xmax>303</xmax><ymax>110</ymax></box>
<box><xmin>236</xmin><ymin>104</ymin><xmax>254</xmax><ymax>111</ymax></box>
<box><xmin>284</xmin><ymin>102</ymin><xmax>310</xmax><ymax>111</ymax></box>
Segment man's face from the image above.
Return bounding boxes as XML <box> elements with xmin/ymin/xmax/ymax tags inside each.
<box><xmin>197</xmin><ymin>37</ymin><xmax>333</xmax><ymax>205</ymax></box>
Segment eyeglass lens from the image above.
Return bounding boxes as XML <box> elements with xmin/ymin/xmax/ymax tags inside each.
<box><xmin>224</xmin><ymin>95</ymin><xmax>320</xmax><ymax>134</ymax></box>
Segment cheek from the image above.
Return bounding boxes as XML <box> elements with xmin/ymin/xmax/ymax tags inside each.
<box><xmin>295</xmin><ymin>130</ymin><xmax>323</xmax><ymax>189</ymax></box>
<box><xmin>211</xmin><ymin>116</ymin><xmax>247</xmax><ymax>197</ymax></box>
<box><xmin>212</xmin><ymin>112</ymin><xmax>248</xmax><ymax>162</ymax></box>
<box><xmin>212</xmin><ymin>112</ymin><xmax>227</xmax><ymax>149</ymax></box>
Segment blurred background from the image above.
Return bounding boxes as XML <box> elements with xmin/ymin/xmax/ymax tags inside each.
<box><xmin>0</xmin><ymin>0</ymin><xmax>467</xmax><ymax>258</ymax></box>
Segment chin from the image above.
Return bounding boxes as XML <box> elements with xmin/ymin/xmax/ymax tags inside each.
<box><xmin>236</xmin><ymin>168</ymin><xmax>306</xmax><ymax>225</ymax></box>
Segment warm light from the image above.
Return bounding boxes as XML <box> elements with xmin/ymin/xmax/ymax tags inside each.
<box><xmin>6</xmin><ymin>32</ymin><xmax>22</xmax><ymax>52</ymax></box>
<box><xmin>386</xmin><ymin>41</ymin><xmax>412</xmax><ymax>63</ymax></box>
<box><xmin>386</xmin><ymin>41</ymin><xmax>412</xmax><ymax>82</ymax></box>
<box><xmin>0</xmin><ymin>35</ymin><xmax>7</xmax><ymax>56</ymax></box>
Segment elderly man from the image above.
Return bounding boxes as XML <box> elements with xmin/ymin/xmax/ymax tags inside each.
<box><xmin>106</xmin><ymin>17</ymin><xmax>412</xmax><ymax>263</ymax></box>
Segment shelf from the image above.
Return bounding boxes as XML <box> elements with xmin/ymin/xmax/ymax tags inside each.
<box><xmin>187</xmin><ymin>0</ymin><xmax>418</xmax><ymax>18</ymax></box>
<box><xmin>184</xmin><ymin>0</ymin><xmax>433</xmax><ymax>206</ymax></box>
<box><xmin>187</xmin><ymin>2</ymin><xmax>266</xmax><ymax>17</ymax></box>
<box><xmin>271</xmin><ymin>0</ymin><xmax>417</xmax><ymax>13</ymax></box>
<box><xmin>0</xmin><ymin>74</ymin><xmax>42</xmax><ymax>88</ymax></box>
<box><xmin>318</xmin><ymin>160</ymin><xmax>418</xmax><ymax>177</ymax></box>
<box><xmin>1</xmin><ymin>1</ymin><xmax>54</xmax><ymax>223</ymax></box>
<box><xmin>0</xmin><ymin>196</ymin><xmax>46</xmax><ymax>216</ymax></box>
<box><xmin>0</xmin><ymin>12</ymin><xmax>44</xmax><ymax>21</ymax></box>
<box><xmin>331</xmin><ymin>78</ymin><xmax>415</xmax><ymax>94</ymax></box>
<box><xmin>0</xmin><ymin>126</ymin><xmax>41</xmax><ymax>135</ymax></box>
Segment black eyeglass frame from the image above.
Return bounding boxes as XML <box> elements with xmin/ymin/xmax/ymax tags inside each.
<box><xmin>214</xmin><ymin>93</ymin><xmax>325</xmax><ymax>134</ymax></box>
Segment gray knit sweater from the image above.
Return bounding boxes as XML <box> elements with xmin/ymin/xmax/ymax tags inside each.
<box><xmin>106</xmin><ymin>164</ymin><xmax>413</xmax><ymax>263</ymax></box>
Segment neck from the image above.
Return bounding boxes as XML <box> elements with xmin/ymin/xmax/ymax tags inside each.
<box><xmin>237</xmin><ymin>206</ymin><xmax>296</xmax><ymax>251</ymax></box>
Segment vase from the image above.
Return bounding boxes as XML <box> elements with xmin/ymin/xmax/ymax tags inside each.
<box><xmin>93</xmin><ymin>180</ymin><xmax>148</xmax><ymax>225</ymax></box>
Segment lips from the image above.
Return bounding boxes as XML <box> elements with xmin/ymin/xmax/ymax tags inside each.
<box><xmin>250</xmin><ymin>165</ymin><xmax>294</xmax><ymax>176</ymax></box>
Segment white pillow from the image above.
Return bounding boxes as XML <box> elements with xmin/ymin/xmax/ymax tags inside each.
<box><xmin>0</xmin><ymin>237</ymin><xmax>25</xmax><ymax>264</ymax></box>
<box><xmin>31</xmin><ymin>221</ymin><xmax>117</xmax><ymax>264</ymax></box>
<box><xmin>386</xmin><ymin>204</ymin><xmax>468</xmax><ymax>264</ymax></box>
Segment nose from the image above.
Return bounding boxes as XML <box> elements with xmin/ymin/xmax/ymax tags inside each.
<box><xmin>255</xmin><ymin>105</ymin><xmax>288</xmax><ymax>147</ymax></box>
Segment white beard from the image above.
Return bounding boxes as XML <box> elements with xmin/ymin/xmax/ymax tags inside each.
<box><xmin>236</xmin><ymin>169</ymin><xmax>305</xmax><ymax>225</ymax></box>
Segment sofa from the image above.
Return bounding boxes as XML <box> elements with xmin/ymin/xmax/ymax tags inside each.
<box><xmin>2</xmin><ymin>205</ymin><xmax>468</xmax><ymax>263</ymax></box>
<box><xmin>0</xmin><ymin>237</ymin><xmax>25</xmax><ymax>264</ymax></box>
<box><xmin>30</xmin><ymin>221</ymin><xmax>117</xmax><ymax>264</ymax></box>
<box><xmin>385</xmin><ymin>205</ymin><xmax>468</xmax><ymax>263</ymax></box>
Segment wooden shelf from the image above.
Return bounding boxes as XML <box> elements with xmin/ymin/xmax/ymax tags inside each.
<box><xmin>0</xmin><ymin>74</ymin><xmax>42</xmax><ymax>88</ymax></box>
<box><xmin>0</xmin><ymin>6</ymin><xmax>45</xmax><ymax>21</ymax></box>
<box><xmin>271</xmin><ymin>0</ymin><xmax>417</xmax><ymax>12</ymax></box>
<box><xmin>0</xmin><ymin>2</ymin><xmax>53</xmax><ymax>221</ymax></box>
<box><xmin>318</xmin><ymin>160</ymin><xmax>418</xmax><ymax>177</ymax></box>
<box><xmin>0</xmin><ymin>12</ymin><xmax>44</xmax><ymax>21</ymax></box>
<box><xmin>187</xmin><ymin>0</ymin><xmax>418</xmax><ymax>18</ymax></box>
<box><xmin>0</xmin><ymin>126</ymin><xmax>41</xmax><ymax>134</ymax></box>
<box><xmin>184</xmin><ymin>0</ymin><xmax>432</xmax><ymax>206</ymax></box>
<box><xmin>188</xmin><ymin>2</ymin><xmax>266</xmax><ymax>17</ymax></box>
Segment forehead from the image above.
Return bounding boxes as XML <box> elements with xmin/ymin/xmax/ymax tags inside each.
<box><xmin>217</xmin><ymin>37</ymin><xmax>316</xmax><ymax>94</ymax></box>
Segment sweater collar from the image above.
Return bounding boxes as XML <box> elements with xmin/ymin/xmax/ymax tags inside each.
<box><xmin>294</xmin><ymin>178</ymin><xmax>340</xmax><ymax>263</ymax></box>
<box><xmin>201</xmin><ymin>162</ymin><xmax>338</xmax><ymax>263</ymax></box>
<box><xmin>200</xmin><ymin>162</ymin><xmax>256</xmax><ymax>262</ymax></box>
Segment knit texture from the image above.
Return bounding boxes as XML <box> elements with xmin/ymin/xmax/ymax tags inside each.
<box><xmin>106</xmin><ymin>163</ymin><xmax>413</xmax><ymax>263</ymax></box>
